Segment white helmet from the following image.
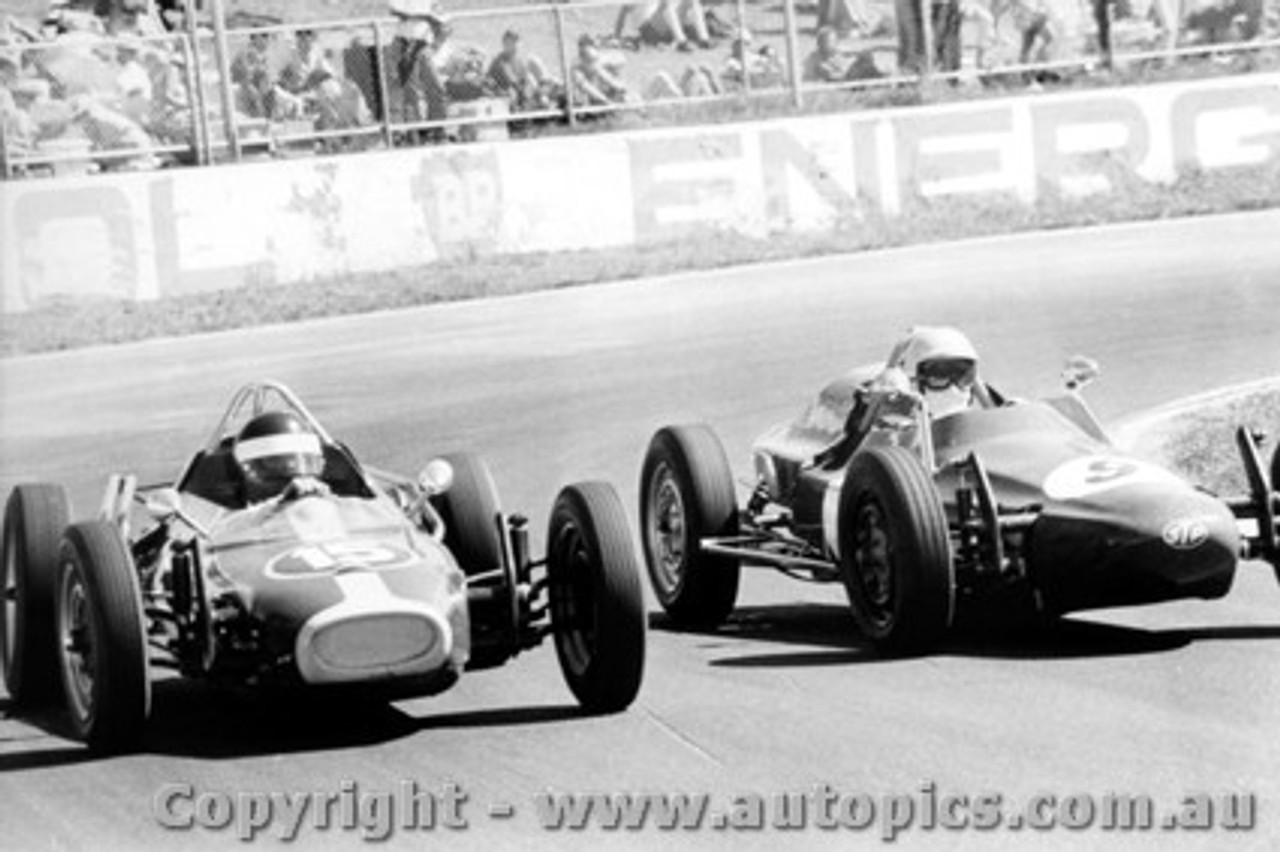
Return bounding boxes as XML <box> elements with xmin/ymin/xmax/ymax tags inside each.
<box><xmin>886</xmin><ymin>326</ymin><xmax>979</xmax><ymax>417</ymax></box>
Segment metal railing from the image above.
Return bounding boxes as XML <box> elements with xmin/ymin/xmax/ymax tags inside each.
<box><xmin>2</xmin><ymin>0</ymin><xmax>1277</xmax><ymax>179</ymax></box>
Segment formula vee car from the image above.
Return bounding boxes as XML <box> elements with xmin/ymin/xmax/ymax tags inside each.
<box><xmin>639</xmin><ymin>336</ymin><xmax>1280</xmax><ymax>654</ymax></box>
<box><xmin>2</xmin><ymin>381</ymin><xmax>645</xmax><ymax>751</ymax></box>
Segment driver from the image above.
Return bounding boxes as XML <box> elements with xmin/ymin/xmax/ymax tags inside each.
<box><xmin>233</xmin><ymin>412</ymin><xmax>327</xmax><ymax>504</ymax></box>
<box><xmin>812</xmin><ymin>326</ymin><xmax>980</xmax><ymax>469</ymax></box>
<box><xmin>886</xmin><ymin>326</ymin><xmax>980</xmax><ymax>418</ymax></box>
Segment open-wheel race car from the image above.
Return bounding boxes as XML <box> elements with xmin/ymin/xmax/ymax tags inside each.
<box><xmin>639</xmin><ymin>327</ymin><xmax>1280</xmax><ymax>654</ymax></box>
<box><xmin>2</xmin><ymin>381</ymin><xmax>645</xmax><ymax>751</ymax></box>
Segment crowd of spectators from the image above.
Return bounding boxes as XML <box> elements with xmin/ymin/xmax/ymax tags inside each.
<box><xmin>2</xmin><ymin>0</ymin><xmax>1277</xmax><ymax>177</ymax></box>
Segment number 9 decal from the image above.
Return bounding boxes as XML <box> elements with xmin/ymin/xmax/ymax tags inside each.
<box><xmin>1043</xmin><ymin>455</ymin><xmax>1179</xmax><ymax>501</ymax></box>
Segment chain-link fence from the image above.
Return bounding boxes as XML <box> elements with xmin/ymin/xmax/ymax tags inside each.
<box><xmin>3</xmin><ymin>0</ymin><xmax>1279</xmax><ymax>178</ymax></box>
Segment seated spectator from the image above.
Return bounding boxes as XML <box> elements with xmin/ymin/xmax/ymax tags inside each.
<box><xmin>231</xmin><ymin>31</ymin><xmax>284</xmax><ymax>119</ymax></box>
<box><xmin>802</xmin><ymin>26</ymin><xmax>849</xmax><ymax>81</ymax></box>
<box><xmin>1</xmin><ymin>55</ymin><xmax>38</xmax><ymax>157</ymax></box>
<box><xmin>571</xmin><ymin>34</ymin><xmax>629</xmax><ymax>107</ymax></box>
<box><xmin>279</xmin><ymin>28</ymin><xmax>334</xmax><ymax>98</ymax></box>
<box><xmin>278</xmin><ymin>27</ymin><xmax>367</xmax><ymax>131</ymax></box>
<box><xmin>486</xmin><ymin>29</ymin><xmax>558</xmax><ymax>111</ymax></box>
<box><xmin>614</xmin><ymin>0</ymin><xmax>711</xmax><ymax>52</ymax></box>
<box><xmin>139</xmin><ymin>45</ymin><xmax>192</xmax><ymax>142</ymax></box>
<box><xmin>436</xmin><ymin>42</ymin><xmax>489</xmax><ymax>101</ymax></box>
<box><xmin>114</xmin><ymin>39</ymin><xmax>154</xmax><ymax>126</ymax></box>
<box><xmin>722</xmin><ymin>36</ymin><xmax>787</xmax><ymax>91</ymax></box>
<box><xmin>70</xmin><ymin>93</ymin><xmax>160</xmax><ymax>170</ymax></box>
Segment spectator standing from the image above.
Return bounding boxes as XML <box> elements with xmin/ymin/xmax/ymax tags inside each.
<box><xmin>817</xmin><ymin>0</ymin><xmax>874</xmax><ymax>36</ymax></box>
<box><xmin>387</xmin><ymin>16</ymin><xmax>448</xmax><ymax>137</ymax></box>
<box><xmin>896</xmin><ymin>0</ymin><xmax>964</xmax><ymax>73</ymax></box>
<box><xmin>614</xmin><ymin>0</ymin><xmax>712</xmax><ymax>51</ymax></box>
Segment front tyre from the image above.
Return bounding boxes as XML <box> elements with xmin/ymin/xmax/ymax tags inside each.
<box><xmin>838</xmin><ymin>446</ymin><xmax>954</xmax><ymax>654</ymax></box>
<box><xmin>1</xmin><ymin>484</ymin><xmax>70</xmax><ymax>707</ymax></box>
<box><xmin>639</xmin><ymin>425</ymin><xmax>740</xmax><ymax>628</ymax></box>
<box><xmin>56</xmin><ymin>521</ymin><xmax>150</xmax><ymax>751</ymax></box>
<box><xmin>547</xmin><ymin>482</ymin><xmax>645</xmax><ymax>714</ymax></box>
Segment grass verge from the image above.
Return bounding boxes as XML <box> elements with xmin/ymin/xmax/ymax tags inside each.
<box><xmin>1124</xmin><ymin>384</ymin><xmax>1280</xmax><ymax>495</ymax></box>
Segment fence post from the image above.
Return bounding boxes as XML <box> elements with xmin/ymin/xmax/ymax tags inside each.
<box><xmin>783</xmin><ymin>0</ymin><xmax>803</xmax><ymax>107</ymax></box>
<box><xmin>553</xmin><ymin>4</ymin><xmax>575</xmax><ymax>127</ymax></box>
<box><xmin>920</xmin><ymin>0</ymin><xmax>934</xmax><ymax>81</ymax></box>
<box><xmin>208</xmin><ymin>0</ymin><xmax>242</xmax><ymax>162</ymax></box>
<box><xmin>182</xmin><ymin>0</ymin><xmax>211</xmax><ymax>165</ymax></box>
<box><xmin>0</xmin><ymin>94</ymin><xmax>10</xmax><ymax>180</ymax></box>
<box><xmin>372</xmin><ymin>22</ymin><xmax>394</xmax><ymax>149</ymax></box>
<box><xmin>736</xmin><ymin>0</ymin><xmax>751</xmax><ymax>96</ymax></box>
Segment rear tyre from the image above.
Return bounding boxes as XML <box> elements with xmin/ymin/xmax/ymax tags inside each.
<box><xmin>56</xmin><ymin>521</ymin><xmax>150</xmax><ymax>751</ymax></box>
<box><xmin>639</xmin><ymin>425</ymin><xmax>740</xmax><ymax>628</ymax></box>
<box><xmin>547</xmin><ymin>482</ymin><xmax>645</xmax><ymax>714</ymax></box>
<box><xmin>838</xmin><ymin>446</ymin><xmax>954</xmax><ymax>654</ymax></box>
<box><xmin>1</xmin><ymin>484</ymin><xmax>70</xmax><ymax>707</ymax></box>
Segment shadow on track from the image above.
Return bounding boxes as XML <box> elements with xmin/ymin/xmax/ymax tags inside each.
<box><xmin>0</xmin><ymin>680</ymin><xmax>584</xmax><ymax>769</ymax></box>
<box><xmin>651</xmin><ymin>603</ymin><xmax>1280</xmax><ymax>668</ymax></box>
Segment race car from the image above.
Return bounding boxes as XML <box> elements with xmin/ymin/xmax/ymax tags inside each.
<box><xmin>1</xmin><ymin>380</ymin><xmax>646</xmax><ymax>751</ymax></box>
<box><xmin>639</xmin><ymin>327</ymin><xmax>1280</xmax><ymax>653</ymax></box>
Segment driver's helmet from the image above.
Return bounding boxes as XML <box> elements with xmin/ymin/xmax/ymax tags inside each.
<box><xmin>233</xmin><ymin>412</ymin><xmax>325</xmax><ymax>502</ymax></box>
<box><xmin>886</xmin><ymin>326</ymin><xmax>979</xmax><ymax>417</ymax></box>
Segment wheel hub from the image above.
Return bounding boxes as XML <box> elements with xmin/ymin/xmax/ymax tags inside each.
<box><xmin>59</xmin><ymin>566</ymin><xmax>96</xmax><ymax>723</ymax></box>
<box><xmin>853</xmin><ymin>501</ymin><xmax>895</xmax><ymax>627</ymax></box>
<box><xmin>649</xmin><ymin>463</ymin><xmax>687</xmax><ymax>595</ymax></box>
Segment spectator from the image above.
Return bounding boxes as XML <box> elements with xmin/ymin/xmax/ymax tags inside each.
<box><xmin>387</xmin><ymin>16</ymin><xmax>447</xmax><ymax>136</ymax></box>
<box><xmin>139</xmin><ymin>45</ymin><xmax>191</xmax><ymax>142</ymax></box>
<box><xmin>571</xmin><ymin>34</ymin><xmax>629</xmax><ymax>107</ymax></box>
<box><xmin>231</xmin><ymin>31</ymin><xmax>283</xmax><ymax>119</ymax></box>
<box><xmin>817</xmin><ymin>0</ymin><xmax>874</xmax><ymax>36</ymax></box>
<box><xmin>114</xmin><ymin>38</ymin><xmax>153</xmax><ymax>126</ymax></box>
<box><xmin>896</xmin><ymin>0</ymin><xmax>964</xmax><ymax>73</ymax></box>
<box><xmin>70</xmin><ymin>93</ymin><xmax>160</xmax><ymax>170</ymax></box>
<box><xmin>802</xmin><ymin>25</ymin><xmax>849</xmax><ymax>81</ymax></box>
<box><xmin>722</xmin><ymin>36</ymin><xmax>787</xmax><ymax>90</ymax></box>
<box><xmin>1</xmin><ymin>54</ymin><xmax>38</xmax><ymax>157</ymax></box>
<box><xmin>107</xmin><ymin>0</ymin><xmax>166</xmax><ymax>38</ymax></box>
<box><xmin>614</xmin><ymin>0</ymin><xmax>712</xmax><ymax>52</ymax></box>
<box><xmin>279</xmin><ymin>28</ymin><xmax>362</xmax><ymax>131</ymax></box>
<box><xmin>485</xmin><ymin>29</ymin><xmax>558</xmax><ymax>111</ymax></box>
<box><xmin>279</xmin><ymin>28</ymin><xmax>334</xmax><ymax>97</ymax></box>
<box><xmin>1010</xmin><ymin>0</ymin><xmax>1057</xmax><ymax>63</ymax></box>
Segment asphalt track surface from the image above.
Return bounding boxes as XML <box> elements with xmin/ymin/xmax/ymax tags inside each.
<box><xmin>1</xmin><ymin>211</ymin><xmax>1279</xmax><ymax>851</ymax></box>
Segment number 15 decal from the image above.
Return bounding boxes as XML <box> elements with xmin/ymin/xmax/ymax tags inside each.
<box><xmin>266</xmin><ymin>541</ymin><xmax>415</xmax><ymax>578</ymax></box>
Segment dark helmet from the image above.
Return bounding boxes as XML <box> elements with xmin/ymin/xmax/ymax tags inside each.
<box><xmin>233</xmin><ymin>412</ymin><xmax>324</xmax><ymax>501</ymax></box>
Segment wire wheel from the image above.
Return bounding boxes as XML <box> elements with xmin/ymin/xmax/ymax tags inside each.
<box><xmin>57</xmin><ymin>559</ymin><xmax>97</xmax><ymax>728</ymax></box>
<box><xmin>646</xmin><ymin>460</ymin><xmax>688</xmax><ymax>599</ymax></box>
<box><xmin>849</xmin><ymin>498</ymin><xmax>897</xmax><ymax>633</ymax></box>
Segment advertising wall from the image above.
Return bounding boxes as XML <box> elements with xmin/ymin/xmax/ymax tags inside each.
<box><xmin>3</xmin><ymin>73</ymin><xmax>1278</xmax><ymax>313</ymax></box>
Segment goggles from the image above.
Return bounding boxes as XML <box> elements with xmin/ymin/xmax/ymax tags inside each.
<box><xmin>917</xmin><ymin>359</ymin><xmax>976</xmax><ymax>392</ymax></box>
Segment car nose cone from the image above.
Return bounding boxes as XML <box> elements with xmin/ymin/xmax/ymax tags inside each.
<box><xmin>1028</xmin><ymin>483</ymin><xmax>1240</xmax><ymax>614</ymax></box>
